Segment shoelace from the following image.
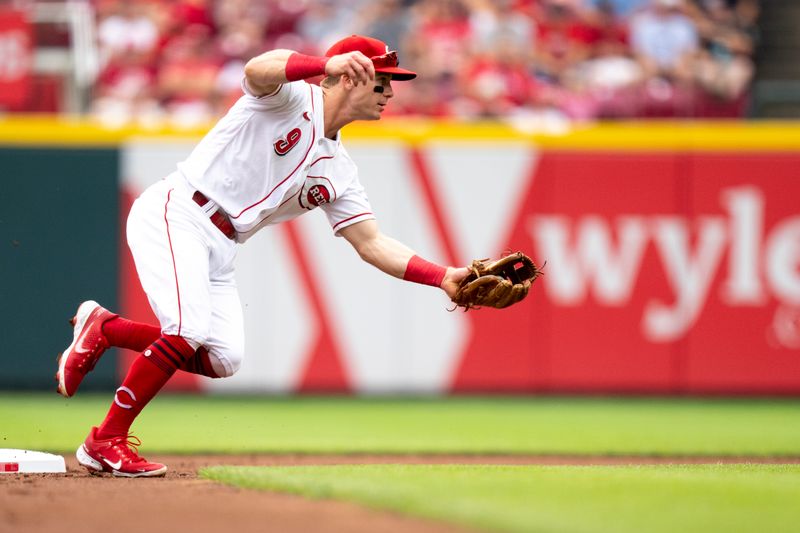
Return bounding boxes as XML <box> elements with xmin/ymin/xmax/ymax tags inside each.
<box><xmin>109</xmin><ymin>434</ymin><xmax>148</xmax><ymax>465</ymax></box>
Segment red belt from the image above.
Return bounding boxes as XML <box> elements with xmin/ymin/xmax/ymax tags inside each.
<box><xmin>192</xmin><ymin>191</ymin><xmax>236</xmax><ymax>240</ymax></box>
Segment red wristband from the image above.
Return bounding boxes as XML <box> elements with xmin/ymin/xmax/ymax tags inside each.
<box><xmin>403</xmin><ymin>255</ymin><xmax>447</xmax><ymax>288</ymax></box>
<box><xmin>285</xmin><ymin>53</ymin><xmax>329</xmax><ymax>82</ymax></box>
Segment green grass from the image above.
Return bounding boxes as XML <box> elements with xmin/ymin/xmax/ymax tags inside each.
<box><xmin>2</xmin><ymin>393</ymin><xmax>800</xmax><ymax>456</ymax></box>
<box><xmin>201</xmin><ymin>464</ymin><xmax>800</xmax><ymax>533</ymax></box>
<box><xmin>6</xmin><ymin>394</ymin><xmax>798</xmax><ymax>532</ymax></box>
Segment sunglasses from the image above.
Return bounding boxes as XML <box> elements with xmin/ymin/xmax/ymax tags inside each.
<box><xmin>370</xmin><ymin>51</ymin><xmax>399</xmax><ymax>69</ymax></box>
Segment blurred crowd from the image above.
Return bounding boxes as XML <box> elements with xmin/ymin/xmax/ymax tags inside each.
<box><xmin>90</xmin><ymin>0</ymin><xmax>760</xmax><ymax>126</ymax></box>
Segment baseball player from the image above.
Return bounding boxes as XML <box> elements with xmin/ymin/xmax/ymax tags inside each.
<box><xmin>55</xmin><ymin>34</ymin><xmax>469</xmax><ymax>477</ymax></box>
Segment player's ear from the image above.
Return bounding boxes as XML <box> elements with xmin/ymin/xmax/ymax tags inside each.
<box><xmin>341</xmin><ymin>74</ymin><xmax>356</xmax><ymax>90</ymax></box>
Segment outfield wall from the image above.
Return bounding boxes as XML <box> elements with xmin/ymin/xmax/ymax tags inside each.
<box><xmin>2</xmin><ymin>118</ymin><xmax>799</xmax><ymax>393</ymax></box>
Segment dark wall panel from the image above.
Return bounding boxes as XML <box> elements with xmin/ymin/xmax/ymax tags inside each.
<box><xmin>0</xmin><ymin>147</ymin><xmax>119</xmax><ymax>390</ymax></box>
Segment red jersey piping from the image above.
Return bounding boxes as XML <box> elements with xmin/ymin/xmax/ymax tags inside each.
<box><xmin>231</xmin><ymin>84</ymin><xmax>317</xmax><ymax>219</ymax></box>
<box><xmin>332</xmin><ymin>212</ymin><xmax>373</xmax><ymax>231</ymax></box>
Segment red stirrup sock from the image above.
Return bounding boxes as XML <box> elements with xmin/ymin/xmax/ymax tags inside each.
<box><xmin>285</xmin><ymin>53</ymin><xmax>329</xmax><ymax>81</ymax></box>
<box><xmin>102</xmin><ymin>317</ymin><xmax>161</xmax><ymax>352</ymax></box>
<box><xmin>403</xmin><ymin>255</ymin><xmax>447</xmax><ymax>287</ymax></box>
<box><xmin>180</xmin><ymin>347</ymin><xmax>223</xmax><ymax>378</ymax></box>
<box><xmin>96</xmin><ymin>335</ymin><xmax>195</xmax><ymax>439</ymax></box>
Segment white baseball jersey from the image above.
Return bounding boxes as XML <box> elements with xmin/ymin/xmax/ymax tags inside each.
<box><xmin>177</xmin><ymin>80</ymin><xmax>375</xmax><ymax>243</ymax></box>
<box><xmin>126</xmin><ymin>79</ymin><xmax>377</xmax><ymax>376</ymax></box>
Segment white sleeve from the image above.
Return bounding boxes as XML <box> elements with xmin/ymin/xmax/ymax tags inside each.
<box><xmin>240</xmin><ymin>78</ymin><xmax>307</xmax><ymax>112</ymax></box>
<box><xmin>321</xmin><ymin>179</ymin><xmax>375</xmax><ymax>236</ymax></box>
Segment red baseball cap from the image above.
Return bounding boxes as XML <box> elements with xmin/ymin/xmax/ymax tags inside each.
<box><xmin>325</xmin><ymin>35</ymin><xmax>417</xmax><ymax>81</ymax></box>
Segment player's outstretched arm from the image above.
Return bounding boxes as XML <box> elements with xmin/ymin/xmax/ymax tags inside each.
<box><xmin>245</xmin><ymin>49</ymin><xmax>376</xmax><ymax>97</ymax></box>
<box><xmin>339</xmin><ymin>220</ymin><xmax>467</xmax><ymax>297</ymax></box>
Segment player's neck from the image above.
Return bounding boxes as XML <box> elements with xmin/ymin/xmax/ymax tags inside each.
<box><xmin>322</xmin><ymin>87</ymin><xmax>355</xmax><ymax>140</ymax></box>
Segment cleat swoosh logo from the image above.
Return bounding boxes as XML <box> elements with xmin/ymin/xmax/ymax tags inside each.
<box><xmin>104</xmin><ymin>458</ymin><xmax>123</xmax><ymax>470</ymax></box>
<box><xmin>74</xmin><ymin>339</ymin><xmax>91</xmax><ymax>356</ymax></box>
<box><xmin>73</xmin><ymin>316</ymin><xmax>96</xmax><ymax>356</ymax></box>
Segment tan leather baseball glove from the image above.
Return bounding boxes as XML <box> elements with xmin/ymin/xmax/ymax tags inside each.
<box><xmin>451</xmin><ymin>252</ymin><xmax>542</xmax><ymax>310</ymax></box>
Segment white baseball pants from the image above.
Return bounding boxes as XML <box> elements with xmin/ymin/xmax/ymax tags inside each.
<box><xmin>126</xmin><ymin>172</ymin><xmax>244</xmax><ymax>377</ymax></box>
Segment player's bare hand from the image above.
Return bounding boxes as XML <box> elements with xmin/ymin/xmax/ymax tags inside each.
<box><xmin>326</xmin><ymin>52</ymin><xmax>375</xmax><ymax>86</ymax></box>
<box><xmin>440</xmin><ymin>266</ymin><xmax>470</xmax><ymax>299</ymax></box>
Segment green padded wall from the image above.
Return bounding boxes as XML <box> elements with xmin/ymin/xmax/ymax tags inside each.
<box><xmin>0</xmin><ymin>147</ymin><xmax>119</xmax><ymax>390</ymax></box>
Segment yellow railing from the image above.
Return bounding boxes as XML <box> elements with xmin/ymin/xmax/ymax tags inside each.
<box><xmin>1</xmin><ymin>115</ymin><xmax>799</xmax><ymax>150</ymax></box>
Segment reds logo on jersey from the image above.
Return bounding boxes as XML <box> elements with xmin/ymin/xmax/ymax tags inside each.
<box><xmin>274</xmin><ymin>128</ymin><xmax>302</xmax><ymax>156</ymax></box>
<box><xmin>299</xmin><ymin>176</ymin><xmax>337</xmax><ymax>209</ymax></box>
<box><xmin>307</xmin><ymin>185</ymin><xmax>330</xmax><ymax>206</ymax></box>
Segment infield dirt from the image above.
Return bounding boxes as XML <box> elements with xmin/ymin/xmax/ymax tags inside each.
<box><xmin>2</xmin><ymin>454</ymin><xmax>798</xmax><ymax>533</ymax></box>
